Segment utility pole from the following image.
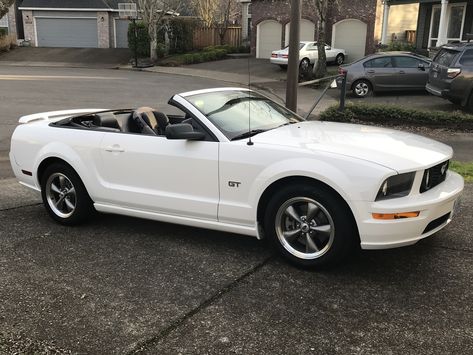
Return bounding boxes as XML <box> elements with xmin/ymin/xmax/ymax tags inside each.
<box><xmin>286</xmin><ymin>0</ymin><xmax>301</xmax><ymax>111</ymax></box>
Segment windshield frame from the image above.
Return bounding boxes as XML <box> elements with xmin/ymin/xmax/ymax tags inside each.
<box><xmin>183</xmin><ymin>89</ymin><xmax>305</xmax><ymax>141</ymax></box>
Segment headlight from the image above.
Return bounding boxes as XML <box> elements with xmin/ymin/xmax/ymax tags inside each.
<box><xmin>376</xmin><ymin>172</ymin><xmax>416</xmax><ymax>201</ymax></box>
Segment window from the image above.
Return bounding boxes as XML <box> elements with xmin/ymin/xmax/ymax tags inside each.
<box><xmin>429</xmin><ymin>3</ymin><xmax>466</xmax><ymax>48</ymax></box>
<box><xmin>247</xmin><ymin>3</ymin><xmax>252</xmax><ymax>15</ymax></box>
<box><xmin>0</xmin><ymin>15</ymin><xmax>8</xmax><ymax>28</ymax></box>
<box><xmin>434</xmin><ymin>48</ymin><xmax>459</xmax><ymax>66</ymax></box>
<box><xmin>394</xmin><ymin>56</ymin><xmax>423</xmax><ymax>68</ymax></box>
<box><xmin>459</xmin><ymin>49</ymin><xmax>473</xmax><ymax>66</ymax></box>
<box><xmin>364</xmin><ymin>57</ymin><xmax>393</xmax><ymax>68</ymax></box>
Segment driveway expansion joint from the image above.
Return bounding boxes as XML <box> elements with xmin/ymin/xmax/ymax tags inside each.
<box><xmin>0</xmin><ymin>203</ymin><xmax>42</xmax><ymax>212</ymax></box>
<box><xmin>127</xmin><ymin>255</ymin><xmax>273</xmax><ymax>354</ymax></box>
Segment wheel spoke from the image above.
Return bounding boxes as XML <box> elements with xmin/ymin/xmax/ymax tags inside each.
<box><xmin>311</xmin><ymin>224</ymin><xmax>332</xmax><ymax>236</ymax></box>
<box><xmin>305</xmin><ymin>234</ymin><xmax>319</xmax><ymax>252</ymax></box>
<box><xmin>59</xmin><ymin>175</ymin><xmax>66</xmax><ymax>188</ymax></box>
<box><xmin>306</xmin><ymin>203</ymin><xmax>319</xmax><ymax>221</ymax></box>
<box><xmin>55</xmin><ymin>195</ymin><xmax>66</xmax><ymax>208</ymax></box>
<box><xmin>66</xmin><ymin>187</ymin><xmax>75</xmax><ymax>196</ymax></box>
<box><xmin>64</xmin><ymin>198</ymin><xmax>74</xmax><ymax>211</ymax></box>
<box><xmin>285</xmin><ymin>206</ymin><xmax>302</xmax><ymax>223</ymax></box>
<box><xmin>50</xmin><ymin>183</ymin><xmax>61</xmax><ymax>194</ymax></box>
<box><xmin>283</xmin><ymin>229</ymin><xmax>302</xmax><ymax>242</ymax></box>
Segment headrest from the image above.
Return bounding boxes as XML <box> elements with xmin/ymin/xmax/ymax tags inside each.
<box><xmin>134</xmin><ymin>107</ymin><xmax>157</xmax><ymax>128</ymax></box>
<box><xmin>93</xmin><ymin>113</ymin><xmax>120</xmax><ymax>129</ymax></box>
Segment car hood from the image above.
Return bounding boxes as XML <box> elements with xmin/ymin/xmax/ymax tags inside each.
<box><xmin>251</xmin><ymin>121</ymin><xmax>452</xmax><ymax>173</ymax></box>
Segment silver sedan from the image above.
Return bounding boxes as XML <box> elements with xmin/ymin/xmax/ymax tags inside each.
<box><xmin>336</xmin><ymin>52</ymin><xmax>432</xmax><ymax>98</ymax></box>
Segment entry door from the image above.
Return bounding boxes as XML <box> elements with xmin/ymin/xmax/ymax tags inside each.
<box><xmin>97</xmin><ymin>133</ymin><xmax>219</xmax><ymax>220</ymax></box>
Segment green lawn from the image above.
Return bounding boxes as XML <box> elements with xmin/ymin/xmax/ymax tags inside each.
<box><xmin>450</xmin><ymin>161</ymin><xmax>473</xmax><ymax>183</ymax></box>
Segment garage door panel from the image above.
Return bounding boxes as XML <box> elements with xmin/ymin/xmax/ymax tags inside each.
<box><xmin>115</xmin><ymin>19</ymin><xmax>130</xmax><ymax>48</ymax></box>
<box><xmin>332</xmin><ymin>19</ymin><xmax>367</xmax><ymax>63</ymax></box>
<box><xmin>285</xmin><ymin>19</ymin><xmax>316</xmax><ymax>46</ymax></box>
<box><xmin>36</xmin><ymin>18</ymin><xmax>98</xmax><ymax>48</ymax></box>
<box><xmin>257</xmin><ymin>20</ymin><xmax>282</xmax><ymax>59</ymax></box>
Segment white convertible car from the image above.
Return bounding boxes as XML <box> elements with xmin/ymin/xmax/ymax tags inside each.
<box><xmin>10</xmin><ymin>88</ymin><xmax>464</xmax><ymax>268</ymax></box>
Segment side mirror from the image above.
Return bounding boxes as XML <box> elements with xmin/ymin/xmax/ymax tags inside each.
<box><xmin>418</xmin><ymin>63</ymin><xmax>426</xmax><ymax>71</ymax></box>
<box><xmin>325</xmin><ymin>46</ymin><xmax>331</xmax><ymax>50</ymax></box>
<box><xmin>165</xmin><ymin>123</ymin><xmax>205</xmax><ymax>140</ymax></box>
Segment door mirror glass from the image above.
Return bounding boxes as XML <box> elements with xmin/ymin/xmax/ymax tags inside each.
<box><xmin>165</xmin><ymin>123</ymin><xmax>205</xmax><ymax>140</ymax></box>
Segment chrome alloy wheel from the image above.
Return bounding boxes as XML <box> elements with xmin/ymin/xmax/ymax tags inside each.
<box><xmin>354</xmin><ymin>82</ymin><xmax>370</xmax><ymax>97</ymax></box>
<box><xmin>45</xmin><ymin>173</ymin><xmax>77</xmax><ymax>218</ymax></box>
<box><xmin>275</xmin><ymin>197</ymin><xmax>335</xmax><ymax>260</ymax></box>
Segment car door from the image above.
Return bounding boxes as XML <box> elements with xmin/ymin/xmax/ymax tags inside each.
<box><xmin>325</xmin><ymin>44</ymin><xmax>336</xmax><ymax>61</ymax></box>
<box><xmin>393</xmin><ymin>56</ymin><xmax>430</xmax><ymax>89</ymax></box>
<box><xmin>96</xmin><ymin>131</ymin><xmax>219</xmax><ymax>220</ymax></box>
<box><xmin>304</xmin><ymin>42</ymin><xmax>318</xmax><ymax>63</ymax></box>
<box><xmin>363</xmin><ymin>56</ymin><xmax>398</xmax><ymax>90</ymax></box>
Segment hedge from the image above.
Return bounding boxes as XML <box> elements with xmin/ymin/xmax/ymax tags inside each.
<box><xmin>128</xmin><ymin>21</ymin><xmax>151</xmax><ymax>58</ymax></box>
<box><xmin>319</xmin><ymin>104</ymin><xmax>473</xmax><ymax>130</ymax></box>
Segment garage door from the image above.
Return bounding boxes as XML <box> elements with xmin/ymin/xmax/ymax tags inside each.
<box><xmin>332</xmin><ymin>19</ymin><xmax>367</xmax><ymax>63</ymax></box>
<box><xmin>36</xmin><ymin>18</ymin><xmax>98</xmax><ymax>48</ymax></box>
<box><xmin>284</xmin><ymin>19</ymin><xmax>316</xmax><ymax>46</ymax></box>
<box><xmin>115</xmin><ymin>19</ymin><xmax>130</xmax><ymax>48</ymax></box>
<box><xmin>256</xmin><ymin>20</ymin><xmax>282</xmax><ymax>59</ymax></box>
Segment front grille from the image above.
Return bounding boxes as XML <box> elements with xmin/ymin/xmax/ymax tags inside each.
<box><xmin>420</xmin><ymin>160</ymin><xmax>449</xmax><ymax>193</ymax></box>
<box><xmin>423</xmin><ymin>213</ymin><xmax>451</xmax><ymax>234</ymax></box>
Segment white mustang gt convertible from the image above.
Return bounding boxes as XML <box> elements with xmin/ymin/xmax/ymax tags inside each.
<box><xmin>10</xmin><ymin>88</ymin><xmax>464</xmax><ymax>267</ymax></box>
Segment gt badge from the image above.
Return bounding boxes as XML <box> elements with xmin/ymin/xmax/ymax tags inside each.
<box><xmin>228</xmin><ymin>181</ymin><xmax>241</xmax><ymax>188</ymax></box>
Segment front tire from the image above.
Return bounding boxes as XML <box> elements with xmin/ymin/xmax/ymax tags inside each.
<box><xmin>40</xmin><ymin>163</ymin><xmax>94</xmax><ymax>225</ymax></box>
<box><xmin>336</xmin><ymin>53</ymin><xmax>345</xmax><ymax>65</ymax></box>
<box><xmin>299</xmin><ymin>58</ymin><xmax>311</xmax><ymax>73</ymax></box>
<box><xmin>263</xmin><ymin>184</ymin><xmax>358</xmax><ymax>268</ymax></box>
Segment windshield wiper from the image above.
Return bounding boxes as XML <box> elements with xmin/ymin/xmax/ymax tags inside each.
<box><xmin>231</xmin><ymin>129</ymin><xmax>268</xmax><ymax>141</ymax></box>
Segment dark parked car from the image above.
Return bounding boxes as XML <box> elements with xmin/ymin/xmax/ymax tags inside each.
<box><xmin>426</xmin><ymin>43</ymin><xmax>473</xmax><ymax>110</ymax></box>
<box><xmin>337</xmin><ymin>52</ymin><xmax>432</xmax><ymax>98</ymax></box>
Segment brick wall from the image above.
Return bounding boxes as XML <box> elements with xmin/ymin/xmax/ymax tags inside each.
<box><xmin>7</xmin><ymin>4</ymin><xmax>17</xmax><ymax>38</ymax></box>
<box><xmin>251</xmin><ymin>0</ymin><xmax>376</xmax><ymax>56</ymax></box>
<box><xmin>97</xmin><ymin>11</ymin><xmax>110</xmax><ymax>48</ymax></box>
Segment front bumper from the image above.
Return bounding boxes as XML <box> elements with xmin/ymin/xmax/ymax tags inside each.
<box><xmin>354</xmin><ymin>171</ymin><xmax>464</xmax><ymax>249</ymax></box>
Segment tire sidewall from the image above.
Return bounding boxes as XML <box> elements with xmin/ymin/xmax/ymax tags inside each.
<box><xmin>352</xmin><ymin>80</ymin><xmax>371</xmax><ymax>98</ymax></box>
<box><xmin>263</xmin><ymin>184</ymin><xmax>357</xmax><ymax>268</ymax></box>
<box><xmin>40</xmin><ymin>163</ymin><xmax>93</xmax><ymax>225</ymax></box>
<box><xmin>336</xmin><ymin>54</ymin><xmax>344</xmax><ymax>65</ymax></box>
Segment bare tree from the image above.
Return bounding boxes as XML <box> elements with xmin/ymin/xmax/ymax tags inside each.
<box><xmin>309</xmin><ymin>0</ymin><xmax>339</xmax><ymax>78</ymax></box>
<box><xmin>192</xmin><ymin>0</ymin><xmax>238</xmax><ymax>44</ymax></box>
<box><xmin>134</xmin><ymin>0</ymin><xmax>182</xmax><ymax>61</ymax></box>
<box><xmin>0</xmin><ymin>0</ymin><xmax>14</xmax><ymax>19</ymax></box>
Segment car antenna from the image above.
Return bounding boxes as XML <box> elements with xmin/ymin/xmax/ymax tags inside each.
<box><xmin>247</xmin><ymin>53</ymin><xmax>254</xmax><ymax>146</ymax></box>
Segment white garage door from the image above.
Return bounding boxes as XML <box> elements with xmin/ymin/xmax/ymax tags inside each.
<box><xmin>115</xmin><ymin>19</ymin><xmax>130</xmax><ymax>48</ymax></box>
<box><xmin>256</xmin><ymin>20</ymin><xmax>282</xmax><ymax>59</ymax></box>
<box><xmin>36</xmin><ymin>17</ymin><xmax>98</xmax><ymax>48</ymax></box>
<box><xmin>285</xmin><ymin>19</ymin><xmax>316</xmax><ymax>46</ymax></box>
<box><xmin>332</xmin><ymin>19</ymin><xmax>367</xmax><ymax>63</ymax></box>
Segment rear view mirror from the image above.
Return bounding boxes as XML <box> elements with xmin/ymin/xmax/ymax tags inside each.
<box><xmin>165</xmin><ymin>123</ymin><xmax>205</xmax><ymax>140</ymax></box>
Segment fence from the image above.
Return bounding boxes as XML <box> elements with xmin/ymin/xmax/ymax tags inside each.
<box><xmin>193</xmin><ymin>27</ymin><xmax>242</xmax><ymax>49</ymax></box>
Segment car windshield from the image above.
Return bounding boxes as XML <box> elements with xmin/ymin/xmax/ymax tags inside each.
<box><xmin>186</xmin><ymin>90</ymin><xmax>302</xmax><ymax>140</ymax></box>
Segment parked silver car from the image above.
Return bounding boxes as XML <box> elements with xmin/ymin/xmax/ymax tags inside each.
<box><xmin>336</xmin><ymin>52</ymin><xmax>432</xmax><ymax>98</ymax></box>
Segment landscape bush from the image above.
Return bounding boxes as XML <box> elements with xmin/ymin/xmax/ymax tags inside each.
<box><xmin>320</xmin><ymin>104</ymin><xmax>473</xmax><ymax>130</ymax></box>
<box><xmin>377</xmin><ymin>41</ymin><xmax>416</xmax><ymax>53</ymax></box>
<box><xmin>168</xmin><ymin>18</ymin><xmax>198</xmax><ymax>54</ymax></box>
<box><xmin>127</xmin><ymin>21</ymin><xmax>151</xmax><ymax>58</ymax></box>
<box><xmin>0</xmin><ymin>34</ymin><xmax>16</xmax><ymax>53</ymax></box>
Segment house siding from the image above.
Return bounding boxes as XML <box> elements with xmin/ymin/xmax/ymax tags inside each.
<box><xmin>251</xmin><ymin>0</ymin><xmax>376</xmax><ymax>56</ymax></box>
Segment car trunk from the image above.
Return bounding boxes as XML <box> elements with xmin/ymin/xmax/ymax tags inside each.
<box><xmin>428</xmin><ymin>48</ymin><xmax>461</xmax><ymax>90</ymax></box>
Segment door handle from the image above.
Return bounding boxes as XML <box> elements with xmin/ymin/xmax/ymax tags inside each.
<box><xmin>367</xmin><ymin>70</ymin><xmax>375</xmax><ymax>74</ymax></box>
<box><xmin>105</xmin><ymin>145</ymin><xmax>125</xmax><ymax>153</ymax></box>
<box><xmin>398</xmin><ymin>70</ymin><xmax>406</xmax><ymax>74</ymax></box>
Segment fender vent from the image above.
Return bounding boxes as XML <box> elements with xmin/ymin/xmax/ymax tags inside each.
<box><xmin>423</xmin><ymin>213</ymin><xmax>451</xmax><ymax>234</ymax></box>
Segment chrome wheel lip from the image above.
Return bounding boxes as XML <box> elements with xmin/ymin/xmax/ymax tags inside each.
<box><xmin>275</xmin><ymin>197</ymin><xmax>335</xmax><ymax>260</ymax></box>
<box><xmin>45</xmin><ymin>173</ymin><xmax>76</xmax><ymax>219</ymax></box>
<box><xmin>354</xmin><ymin>82</ymin><xmax>369</xmax><ymax>97</ymax></box>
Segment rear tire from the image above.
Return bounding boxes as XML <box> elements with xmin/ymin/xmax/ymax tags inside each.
<box><xmin>352</xmin><ymin>79</ymin><xmax>372</xmax><ymax>98</ymax></box>
<box><xmin>40</xmin><ymin>163</ymin><xmax>94</xmax><ymax>225</ymax></box>
<box><xmin>263</xmin><ymin>184</ymin><xmax>358</xmax><ymax>268</ymax></box>
<box><xmin>336</xmin><ymin>54</ymin><xmax>345</xmax><ymax>65</ymax></box>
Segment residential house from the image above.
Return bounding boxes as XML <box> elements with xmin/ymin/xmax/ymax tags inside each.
<box><xmin>18</xmin><ymin>0</ymin><xmax>131</xmax><ymax>48</ymax></box>
<box><xmin>374</xmin><ymin>0</ymin><xmax>419</xmax><ymax>44</ymax></box>
<box><xmin>381</xmin><ymin>0</ymin><xmax>473</xmax><ymax>55</ymax></box>
<box><xmin>247</xmin><ymin>0</ymin><xmax>378</xmax><ymax>62</ymax></box>
<box><xmin>0</xmin><ymin>3</ymin><xmax>18</xmax><ymax>39</ymax></box>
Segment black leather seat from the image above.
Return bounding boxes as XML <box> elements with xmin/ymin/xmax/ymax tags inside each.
<box><xmin>133</xmin><ymin>107</ymin><xmax>169</xmax><ymax>135</ymax></box>
<box><xmin>93</xmin><ymin>113</ymin><xmax>121</xmax><ymax>131</ymax></box>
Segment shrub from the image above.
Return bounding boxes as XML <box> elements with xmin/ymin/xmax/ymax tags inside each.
<box><xmin>0</xmin><ymin>34</ymin><xmax>16</xmax><ymax>52</ymax></box>
<box><xmin>168</xmin><ymin>18</ymin><xmax>198</xmax><ymax>54</ymax></box>
<box><xmin>128</xmin><ymin>21</ymin><xmax>150</xmax><ymax>58</ymax></box>
<box><xmin>156</xmin><ymin>42</ymin><xmax>166</xmax><ymax>58</ymax></box>
<box><xmin>0</xmin><ymin>28</ymin><xmax>7</xmax><ymax>38</ymax></box>
<box><xmin>378</xmin><ymin>41</ymin><xmax>416</xmax><ymax>53</ymax></box>
<box><xmin>320</xmin><ymin>104</ymin><xmax>473</xmax><ymax>130</ymax></box>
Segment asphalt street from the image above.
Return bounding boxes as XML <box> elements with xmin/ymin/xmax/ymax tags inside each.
<box><xmin>0</xmin><ymin>66</ymin><xmax>472</xmax><ymax>354</ymax></box>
